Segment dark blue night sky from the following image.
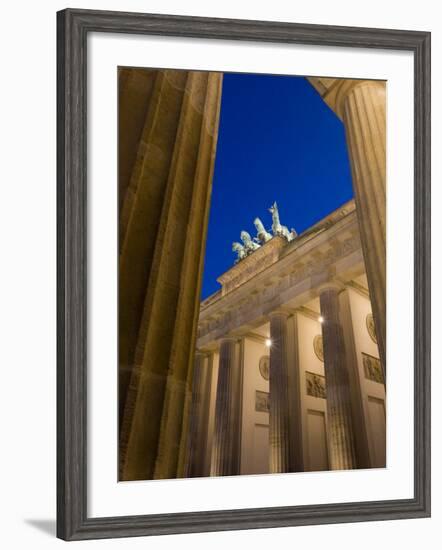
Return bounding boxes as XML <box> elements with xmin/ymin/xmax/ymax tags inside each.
<box><xmin>201</xmin><ymin>73</ymin><xmax>354</xmax><ymax>300</ymax></box>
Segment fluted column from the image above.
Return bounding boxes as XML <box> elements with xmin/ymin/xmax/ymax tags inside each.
<box><xmin>211</xmin><ymin>338</ymin><xmax>242</xmax><ymax>476</ymax></box>
<box><xmin>339</xmin><ymin>289</ymin><xmax>372</xmax><ymax>468</ymax></box>
<box><xmin>118</xmin><ymin>68</ymin><xmax>158</xmax><ymax>216</ymax></box>
<box><xmin>319</xmin><ymin>286</ymin><xmax>357</xmax><ymax>470</ymax></box>
<box><xmin>119</xmin><ymin>70</ymin><xmax>223</xmax><ymax>481</ymax></box>
<box><xmin>269</xmin><ymin>310</ymin><xmax>291</xmax><ymax>473</ymax></box>
<box><xmin>340</xmin><ymin>81</ymin><xmax>386</xmax><ymax>378</ymax></box>
<box><xmin>184</xmin><ymin>352</ymin><xmax>213</xmax><ymax>477</ymax></box>
<box><xmin>307</xmin><ymin>78</ymin><xmax>386</xmax><ymax>379</ymax></box>
<box><xmin>287</xmin><ymin>312</ymin><xmax>304</xmax><ymax>472</ymax></box>
<box><xmin>118</xmin><ymin>69</ymin><xmax>188</xmax><ymax>429</ymax></box>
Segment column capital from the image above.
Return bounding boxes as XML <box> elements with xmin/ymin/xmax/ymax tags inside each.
<box><xmin>194</xmin><ymin>349</ymin><xmax>210</xmax><ymax>360</ymax></box>
<box><xmin>219</xmin><ymin>336</ymin><xmax>238</xmax><ymax>345</ymax></box>
<box><xmin>334</xmin><ymin>80</ymin><xmax>385</xmax><ymax>119</ymax></box>
<box><xmin>317</xmin><ymin>282</ymin><xmax>345</xmax><ymax>296</ymax></box>
<box><xmin>308</xmin><ymin>77</ymin><xmax>385</xmax><ymax>119</ymax></box>
<box><xmin>268</xmin><ymin>308</ymin><xmax>291</xmax><ymax>320</ymax></box>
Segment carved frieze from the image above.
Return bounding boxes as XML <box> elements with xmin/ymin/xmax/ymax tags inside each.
<box><xmin>362</xmin><ymin>352</ymin><xmax>383</xmax><ymax>384</ymax></box>
<box><xmin>306</xmin><ymin>371</ymin><xmax>327</xmax><ymax>399</ymax></box>
<box><xmin>218</xmin><ymin>236</ymin><xmax>287</xmax><ymax>295</ymax></box>
<box><xmin>255</xmin><ymin>390</ymin><xmax>270</xmax><ymax>413</ymax></box>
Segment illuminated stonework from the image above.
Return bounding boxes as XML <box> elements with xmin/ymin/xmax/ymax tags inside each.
<box><xmin>117</xmin><ymin>72</ymin><xmax>387</xmax><ymax>482</ymax></box>
<box><xmin>192</xmin><ymin>200</ymin><xmax>386</xmax><ymax>477</ymax></box>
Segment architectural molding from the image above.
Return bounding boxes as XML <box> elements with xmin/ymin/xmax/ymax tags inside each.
<box><xmin>197</xmin><ymin>202</ymin><xmax>364</xmax><ymax>348</ymax></box>
<box><xmin>217</xmin><ymin>236</ymin><xmax>287</xmax><ymax>296</ymax></box>
<box><xmin>268</xmin><ymin>309</ymin><xmax>291</xmax><ymax>319</ymax></box>
<box><xmin>346</xmin><ymin>279</ymin><xmax>370</xmax><ymax>298</ymax></box>
<box><xmin>316</xmin><ymin>281</ymin><xmax>345</xmax><ymax>295</ymax></box>
<box><xmin>245</xmin><ymin>332</ymin><xmax>269</xmax><ymax>345</ymax></box>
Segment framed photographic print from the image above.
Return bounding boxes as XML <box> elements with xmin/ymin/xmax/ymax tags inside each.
<box><xmin>57</xmin><ymin>8</ymin><xmax>431</xmax><ymax>541</ymax></box>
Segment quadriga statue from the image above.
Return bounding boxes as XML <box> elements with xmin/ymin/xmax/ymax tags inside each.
<box><xmin>232</xmin><ymin>201</ymin><xmax>298</xmax><ymax>263</ymax></box>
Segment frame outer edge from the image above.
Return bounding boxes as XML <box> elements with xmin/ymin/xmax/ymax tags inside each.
<box><xmin>62</xmin><ymin>8</ymin><xmax>429</xmax><ymax>49</ymax></box>
<box><xmin>56</xmin><ymin>8</ymin><xmax>67</xmax><ymax>541</ymax></box>
<box><xmin>56</xmin><ymin>7</ymin><xmax>431</xmax><ymax>540</ymax></box>
<box><xmin>57</xmin><ymin>8</ymin><xmax>88</xmax><ymax>541</ymax></box>
<box><xmin>414</xmin><ymin>31</ymin><xmax>431</xmax><ymax>517</ymax></box>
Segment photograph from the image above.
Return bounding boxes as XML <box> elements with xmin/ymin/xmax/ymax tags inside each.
<box><xmin>118</xmin><ymin>67</ymin><xmax>387</xmax><ymax>482</ymax></box>
<box><xmin>0</xmin><ymin>0</ymin><xmax>435</xmax><ymax>546</ymax></box>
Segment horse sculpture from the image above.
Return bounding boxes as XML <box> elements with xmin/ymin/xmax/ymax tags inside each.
<box><xmin>240</xmin><ymin>230</ymin><xmax>261</xmax><ymax>254</ymax></box>
<box><xmin>253</xmin><ymin>217</ymin><xmax>272</xmax><ymax>244</ymax></box>
<box><xmin>232</xmin><ymin>242</ymin><xmax>246</xmax><ymax>263</ymax></box>
<box><xmin>269</xmin><ymin>201</ymin><xmax>295</xmax><ymax>242</ymax></box>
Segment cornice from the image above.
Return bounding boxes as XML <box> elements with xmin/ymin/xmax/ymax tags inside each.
<box><xmin>201</xmin><ymin>203</ymin><xmax>358</xmax><ymax>317</ymax></box>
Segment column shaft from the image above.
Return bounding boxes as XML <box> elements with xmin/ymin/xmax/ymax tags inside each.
<box><xmin>342</xmin><ymin>81</ymin><xmax>386</xmax><ymax>378</ymax></box>
<box><xmin>211</xmin><ymin>339</ymin><xmax>242</xmax><ymax>476</ymax></box>
<box><xmin>118</xmin><ymin>69</ymin><xmax>188</xmax><ymax>429</ymax></box>
<box><xmin>153</xmin><ymin>72</ymin><xmax>223</xmax><ymax>480</ymax></box>
<box><xmin>287</xmin><ymin>313</ymin><xmax>304</xmax><ymax>472</ymax></box>
<box><xmin>119</xmin><ymin>70</ymin><xmax>223</xmax><ymax>481</ymax></box>
<box><xmin>118</xmin><ymin>68</ymin><xmax>158</xmax><ymax>215</ymax></box>
<box><xmin>320</xmin><ymin>287</ymin><xmax>357</xmax><ymax>470</ymax></box>
<box><xmin>339</xmin><ymin>289</ymin><xmax>372</xmax><ymax>468</ymax></box>
<box><xmin>185</xmin><ymin>353</ymin><xmax>213</xmax><ymax>477</ymax></box>
<box><xmin>269</xmin><ymin>312</ymin><xmax>291</xmax><ymax>473</ymax></box>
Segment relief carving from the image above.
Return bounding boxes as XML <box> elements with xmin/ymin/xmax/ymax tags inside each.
<box><xmin>313</xmin><ymin>334</ymin><xmax>324</xmax><ymax>362</ymax></box>
<box><xmin>259</xmin><ymin>355</ymin><xmax>270</xmax><ymax>381</ymax></box>
<box><xmin>255</xmin><ymin>390</ymin><xmax>270</xmax><ymax>413</ymax></box>
<box><xmin>306</xmin><ymin>371</ymin><xmax>327</xmax><ymax>399</ymax></box>
<box><xmin>366</xmin><ymin>313</ymin><xmax>377</xmax><ymax>344</ymax></box>
<box><xmin>362</xmin><ymin>352</ymin><xmax>384</xmax><ymax>384</ymax></box>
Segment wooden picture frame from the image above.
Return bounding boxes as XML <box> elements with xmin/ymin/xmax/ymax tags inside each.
<box><xmin>57</xmin><ymin>8</ymin><xmax>431</xmax><ymax>541</ymax></box>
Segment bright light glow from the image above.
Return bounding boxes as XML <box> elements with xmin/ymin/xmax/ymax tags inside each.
<box><xmin>318</xmin><ymin>316</ymin><xmax>324</xmax><ymax>323</ymax></box>
<box><xmin>265</xmin><ymin>338</ymin><xmax>272</xmax><ymax>347</ymax></box>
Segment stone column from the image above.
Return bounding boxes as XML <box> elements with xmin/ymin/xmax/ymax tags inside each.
<box><xmin>341</xmin><ymin>81</ymin><xmax>386</xmax><ymax>379</ymax></box>
<box><xmin>118</xmin><ymin>68</ymin><xmax>158</xmax><ymax>216</ymax></box>
<box><xmin>319</xmin><ymin>286</ymin><xmax>357</xmax><ymax>470</ymax></box>
<box><xmin>210</xmin><ymin>338</ymin><xmax>242</xmax><ymax>476</ymax></box>
<box><xmin>287</xmin><ymin>313</ymin><xmax>305</xmax><ymax>472</ymax></box>
<box><xmin>307</xmin><ymin>79</ymin><xmax>386</xmax><ymax>379</ymax></box>
<box><xmin>339</xmin><ymin>289</ymin><xmax>372</xmax><ymax>469</ymax></box>
<box><xmin>185</xmin><ymin>352</ymin><xmax>213</xmax><ymax>477</ymax></box>
<box><xmin>118</xmin><ymin>68</ymin><xmax>189</xmax><ymax>428</ymax></box>
<box><xmin>118</xmin><ymin>68</ymin><xmax>174</xmax><ymax>429</ymax></box>
<box><xmin>269</xmin><ymin>310</ymin><xmax>291</xmax><ymax>473</ymax></box>
<box><xmin>119</xmin><ymin>70</ymin><xmax>223</xmax><ymax>481</ymax></box>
